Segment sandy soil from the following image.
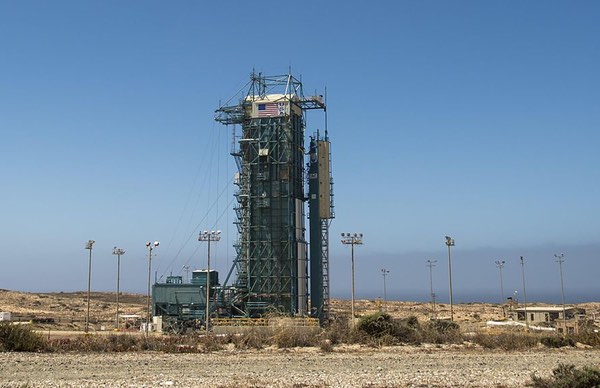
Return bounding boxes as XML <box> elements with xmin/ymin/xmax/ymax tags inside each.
<box><xmin>2</xmin><ymin>346</ymin><xmax>600</xmax><ymax>387</ymax></box>
<box><xmin>0</xmin><ymin>289</ymin><xmax>146</xmax><ymax>331</ymax></box>
<box><xmin>2</xmin><ymin>290</ymin><xmax>600</xmax><ymax>387</ymax></box>
<box><xmin>3</xmin><ymin>288</ymin><xmax>599</xmax><ymax>332</ymax></box>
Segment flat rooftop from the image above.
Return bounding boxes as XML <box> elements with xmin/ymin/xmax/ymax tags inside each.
<box><xmin>513</xmin><ymin>306</ymin><xmax>581</xmax><ymax>312</ymax></box>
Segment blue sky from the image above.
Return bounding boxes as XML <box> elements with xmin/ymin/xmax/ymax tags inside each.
<box><xmin>1</xmin><ymin>1</ymin><xmax>598</xmax><ymax>304</ymax></box>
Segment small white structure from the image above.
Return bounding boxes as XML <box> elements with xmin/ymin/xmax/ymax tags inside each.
<box><xmin>140</xmin><ymin>322</ymin><xmax>154</xmax><ymax>332</ymax></box>
<box><xmin>0</xmin><ymin>312</ymin><xmax>11</xmax><ymax>321</ymax></box>
<box><xmin>118</xmin><ymin>314</ymin><xmax>141</xmax><ymax>330</ymax></box>
<box><xmin>153</xmin><ymin>316</ymin><xmax>163</xmax><ymax>333</ymax></box>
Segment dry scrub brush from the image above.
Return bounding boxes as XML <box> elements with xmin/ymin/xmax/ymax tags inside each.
<box><xmin>529</xmin><ymin>363</ymin><xmax>600</xmax><ymax>388</ymax></box>
<box><xmin>6</xmin><ymin>317</ymin><xmax>600</xmax><ymax>353</ymax></box>
<box><xmin>472</xmin><ymin>332</ymin><xmax>539</xmax><ymax>351</ymax></box>
<box><xmin>352</xmin><ymin>312</ymin><xmax>463</xmax><ymax>347</ymax></box>
<box><xmin>228</xmin><ymin>329</ymin><xmax>269</xmax><ymax>350</ymax></box>
<box><xmin>0</xmin><ymin>322</ymin><xmax>45</xmax><ymax>352</ymax></box>
<box><xmin>270</xmin><ymin>327</ymin><xmax>317</xmax><ymax>348</ymax></box>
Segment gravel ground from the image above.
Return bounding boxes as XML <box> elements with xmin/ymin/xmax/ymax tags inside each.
<box><xmin>2</xmin><ymin>346</ymin><xmax>600</xmax><ymax>387</ymax></box>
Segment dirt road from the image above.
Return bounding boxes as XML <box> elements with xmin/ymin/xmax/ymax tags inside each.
<box><xmin>2</xmin><ymin>346</ymin><xmax>600</xmax><ymax>387</ymax></box>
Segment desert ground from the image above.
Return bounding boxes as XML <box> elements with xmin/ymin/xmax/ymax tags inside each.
<box><xmin>3</xmin><ymin>346</ymin><xmax>600</xmax><ymax>387</ymax></box>
<box><xmin>2</xmin><ymin>289</ymin><xmax>600</xmax><ymax>387</ymax></box>
<box><xmin>4</xmin><ymin>288</ymin><xmax>600</xmax><ymax>332</ymax></box>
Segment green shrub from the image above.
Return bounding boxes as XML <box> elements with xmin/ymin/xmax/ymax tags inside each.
<box><xmin>393</xmin><ymin>320</ymin><xmax>421</xmax><ymax>344</ymax></box>
<box><xmin>540</xmin><ymin>336</ymin><xmax>575</xmax><ymax>349</ymax></box>
<box><xmin>357</xmin><ymin>312</ymin><xmax>397</xmax><ymax>338</ymax></box>
<box><xmin>530</xmin><ymin>363</ymin><xmax>600</xmax><ymax>387</ymax></box>
<box><xmin>356</xmin><ymin>313</ymin><xmax>421</xmax><ymax>345</ymax></box>
<box><xmin>0</xmin><ymin>322</ymin><xmax>46</xmax><ymax>352</ymax></box>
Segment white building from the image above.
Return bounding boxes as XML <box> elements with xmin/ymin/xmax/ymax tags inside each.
<box><xmin>511</xmin><ymin>306</ymin><xmax>585</xmax><ymax>324</ymax></box>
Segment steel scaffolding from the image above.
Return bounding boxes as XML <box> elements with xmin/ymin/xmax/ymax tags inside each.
<box><xmin>216</xmin><ymin>72</ymin><xmax>326</xmax><ymax>317</ymax></box>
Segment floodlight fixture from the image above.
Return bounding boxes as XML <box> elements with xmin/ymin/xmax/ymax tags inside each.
<box><xmin>199</xmin><ymin>228</ymin><xmax>221</xmax><ymax>331</ymax></box>
<box><xmin>341</xmin><ymin>232</ymin><xmax>363</xmax><ymax>327</ymax></box>
<box><xmin>426</xmin><ymin>259</ymin><xmax>437</xmax><ymax>317</ymax></box>
<box><xmin>554</xmin><ymin>253</ymin><xmax>567</xmax><ymax>333</ymax></box>
<box><xmin>112</xmin><ymin>247</ymin><xmax>125</xmax><ymax>330</ymax></box>
<box><xmin>495</xmin><ymin>260</ymin><xmax>506</xmax><ymax>309</ymax></box>
<box><xmin>381</xmin><ymin>269</ymin><xmax>390</xmax><ymax>311</ymax></box>
<box><xmin>520</xmin><ymin>256</ymin><xmax>529</xmax><ymax>330</ymax></box>
<box><xmin>145</xmin><ymin>240</ymin><xmax>159</xmax><ymax>336</ymax></box>
<box><xmin>84</xmin><ymin>239</ymin><xmax>95</xmax><ymax>333</ymax></box>
<box><xmin>444</xmin><ymin>235</ymin><xmax>455</xmax><ymax>321</ymax></box>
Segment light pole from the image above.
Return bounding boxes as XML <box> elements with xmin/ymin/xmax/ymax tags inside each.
<box><xmin>495</xmin><ymin>260</ymin><xmax>506</xmax><ymax>317</ymax></box>
<box><xmin>145</xmin><ymin>241</ymin><xmax>159</xmax><ymax>335</ymax></box>
<box><xmin>444</xmin><ymin>236</ymin><xmax>455</xmax><ymax>322</ymax></box>
<box><xmin>426</xmin><ymin>259</ymin><xmax>437</xmax><ymax>318</ymax></box>
<box><xmin>495</xmin><ymin>260</ymin><xmax>506</xmax><ymax>305</ymax></box>
<box><xmin>554</xmin><ymin>253</ymin><xmax>567</xmax><ymax>332</ymax></box>
<box><xmin>199</xmin><ymin>230</ymin><xmax>221</xmax><ymax>332</ymax></box>
<box><xmin>341</xmin><ymin>233</ymin><xmax>363</xmax><ymax>327</ymax></box>
<box><xmin>520</xmin><ymin>256</ymin><xmax>529</xmax><ymax>330</ymax></box>
<box><xmin>112</xmin><ymin>247</ymin><xmax>125</xmax><ymax>330</ymax></box>
<box><xmin>381</xmin><ymin>269</ymin><xmax>389</xmax><ymax>311</ymax></box>
<box><xmin>182</xmin><ymin>265</ymin><xmax>190</xmax><ymax>282</ymax></box>
<box><xmin>84</xmin><ymin>240</ymin><xmax>95</xmax><ymax>333</ymax></box>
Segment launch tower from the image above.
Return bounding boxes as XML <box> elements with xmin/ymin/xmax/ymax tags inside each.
<box><xmin>215</xmin><ymin>72</ymin><xmax>333</xmax><ymax>320</ymax></box>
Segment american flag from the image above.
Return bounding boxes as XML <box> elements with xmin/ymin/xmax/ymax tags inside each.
<box><xmin>257</xmin><ymin>102</ymin><xmax>283</xmax><ymax>117</ymax></box>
